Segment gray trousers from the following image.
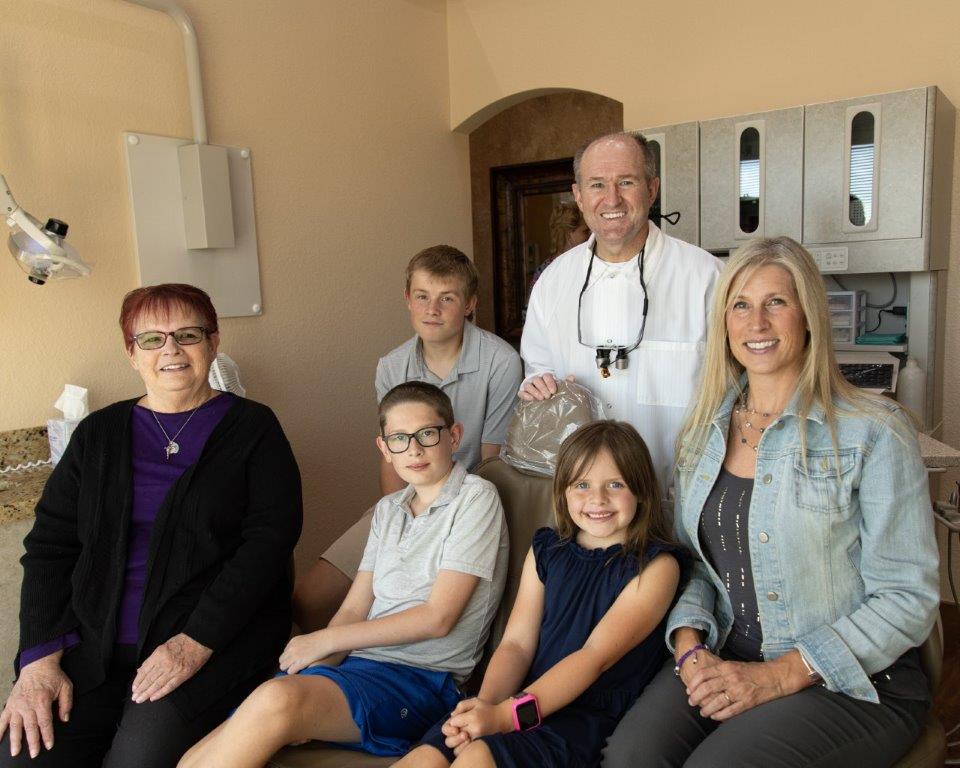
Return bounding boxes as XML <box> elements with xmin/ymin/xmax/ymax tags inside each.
<box><xmin>602</xmin><ymin>660</ymin><xmax>928</xmax><ymax>768</ymax></box>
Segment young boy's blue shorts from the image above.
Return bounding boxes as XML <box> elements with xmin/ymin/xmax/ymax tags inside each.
<box><xmin>289</xmin><ymin>656</ymin><xmax>461</xmax><ymax>756</ymax></box>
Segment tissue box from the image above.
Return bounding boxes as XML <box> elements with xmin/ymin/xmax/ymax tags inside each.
<box><xmin>47</xmin><ymin>419</ymin><xmax>79</xmax><ymax>466</ymax></box>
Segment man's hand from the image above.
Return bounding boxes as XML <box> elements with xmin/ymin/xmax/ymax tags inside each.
<box><xmin>131</xmin><ymin>633</ymin><xmax>212</xmax><ymax>703</ymax></box>
<box><xmin>0</xmin><ymin>654</ymin><xmax>72</xmax><ymax>758</ymax></box>
<box><xmin>519</xmin><ymin>373</ymin><xmax>575</xmax><ymax>401</ymax></box>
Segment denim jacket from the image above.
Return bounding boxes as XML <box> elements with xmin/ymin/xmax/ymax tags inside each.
<box><xmin>666</xmin><ymin>385</ymin><xmax>940</xmax><ymax>703</ymax></box>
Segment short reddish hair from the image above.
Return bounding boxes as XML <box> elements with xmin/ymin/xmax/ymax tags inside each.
<box><xmin>120</xmin><ymin>283</ymin><xmax>219</xmax><ymax>352</ymax></box>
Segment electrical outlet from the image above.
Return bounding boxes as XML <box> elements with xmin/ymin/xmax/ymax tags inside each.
<box><xmin>809</xmin><ymin>246</ymin><xmax>849</xmax><ymax>273</ymax></box>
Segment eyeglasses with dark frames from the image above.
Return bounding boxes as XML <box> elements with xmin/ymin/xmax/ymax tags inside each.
<box><xmin>131</xmin><ymin>326</ymin><xmax>209</xmax><ymax>351</ymax></box>
<box><xmin>382</xmin><ymin>425</ymin><xmax>448</xmax><ymax>454</ymax></box>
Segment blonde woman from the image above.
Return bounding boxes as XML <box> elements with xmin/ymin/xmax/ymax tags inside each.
<box><xmin>603</xmin><ymin>237</ymin><xmax>939</xmax><ymax>767</ymax></box>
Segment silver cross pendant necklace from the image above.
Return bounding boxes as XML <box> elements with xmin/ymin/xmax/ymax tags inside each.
<box><xmin>151</xmin><ymin>403</ymin><xmax>204</xmax><ymax>460</ymax></box>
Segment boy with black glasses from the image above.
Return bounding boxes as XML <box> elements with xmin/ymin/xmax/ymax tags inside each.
<box><xmin>179</xmin><ymin>382</ymin><xmax>508</xmax><ymax>765</ymax></box>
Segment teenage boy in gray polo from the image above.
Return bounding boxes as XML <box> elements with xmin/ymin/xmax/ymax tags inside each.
<box><xmin>293</xmin><ymin>245</ymin><xmax>522</xmax><ymax>631</ymax></box>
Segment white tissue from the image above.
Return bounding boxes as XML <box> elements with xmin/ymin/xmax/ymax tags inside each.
<box><xmin>54</xmin><ymin>384</ymin><xmax>89</xmax><ymax>421</ymax></box>
<box><xmin>49</xmin><ymin>384</ymin><xmax>89</xmax><ymax>465</ymax></box>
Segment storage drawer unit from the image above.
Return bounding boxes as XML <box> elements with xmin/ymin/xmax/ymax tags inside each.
<box><xmin>827</xmin><ymin>290</ymin><xmax>866</xmax><ymax>343</ymax></box>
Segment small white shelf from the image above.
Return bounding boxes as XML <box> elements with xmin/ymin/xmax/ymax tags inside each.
<box><xmin>834</xmin><ymin>342</ymin><xmax>907</xmax><ymax>353</ymax></box>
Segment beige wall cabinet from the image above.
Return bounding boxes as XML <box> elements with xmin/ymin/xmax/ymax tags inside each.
<box><xmin>632</xmin><ymin>122</ymin><xmax>700</xmax><ymax>246</ymax></box>
<box><xmin>802</xmin><ymin>86</ymin><xmax>954</xmax><ymax>273</ymax></box>
<box><xmin>699</xmin><ymin>107</ymin><xmax>804</xmax><ymax>251</ymax></box>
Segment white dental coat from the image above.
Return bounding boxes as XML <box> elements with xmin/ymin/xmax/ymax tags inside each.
<box><xmin>520</xmin><ymin>222</ymin><xmax>722</xmax><ymax>493</ymax></box>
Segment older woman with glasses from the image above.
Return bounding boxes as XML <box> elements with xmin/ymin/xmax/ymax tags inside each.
<box><xmin>0</xmin><ymin>284</ymin><xmax>302</xmax><ymax>768</ymax></box>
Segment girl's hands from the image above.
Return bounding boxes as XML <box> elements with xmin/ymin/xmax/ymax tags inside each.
<box><xmin>279</xmin><ymin>630</ymin><xmax>335</xmax><ymax>674</ymax></box>
<box><xmin>442</xmin><ymin>697</ymin><xmax>512</xmax><ymax>755</ymax></box>
<box><xmin>440</xmin><ymin>713</ymin><xmax>469</xmax><ymax>754</ymax></box>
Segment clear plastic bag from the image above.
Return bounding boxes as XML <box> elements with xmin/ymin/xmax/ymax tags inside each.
<box><xmin>501</xmin><ymin>381</ymin><xmax>604</xmax><ymax>476</ymax></box>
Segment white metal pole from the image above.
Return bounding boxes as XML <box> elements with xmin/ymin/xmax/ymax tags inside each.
<box><xmin>123</xmin><ymin>0</ymin><xmax>208</xmax><ymax>144</ymax></box>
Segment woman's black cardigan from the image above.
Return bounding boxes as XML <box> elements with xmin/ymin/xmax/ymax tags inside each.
<box><xmin>16</xmin><ymin>396</ymin><xmax>303</xmax><ymax>719</ymax></box>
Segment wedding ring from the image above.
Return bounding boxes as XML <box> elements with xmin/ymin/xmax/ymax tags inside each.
<box><xmin>722</xmin><ymin>691</ymin><xmax>733</xmax><ymax>705</ymax></box>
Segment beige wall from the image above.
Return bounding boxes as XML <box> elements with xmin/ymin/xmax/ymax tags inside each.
<box><xmin>448</xmin><ymin>0</ymin><xmax>960</xmax><ymax>598</ymax></box>
<box><xmin>0</xmin><ymin>0</ymin><xmax>472</xmax><ymax>566</ymax></box>
<box><xmin>448</xmin><ymin>1</ymin><xmax>960</xmax><ymax>133</ymax></box>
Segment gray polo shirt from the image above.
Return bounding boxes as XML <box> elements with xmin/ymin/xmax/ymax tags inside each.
<box><xmin>353</xmin><ymin>462</ymin><xmax>508</xmax><ymax>683</ymax></box>
<box><xmin>375</xmin><ymin>321</ymin><xmax>523</xmax><ymax>471</ymax></box>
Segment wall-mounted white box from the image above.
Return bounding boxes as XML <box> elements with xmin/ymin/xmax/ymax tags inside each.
<box><xmin>124</xmin><ymin>132</ymin><xmax>263</xmax><ymax>318</ymax></box>
<box><xmin>178</xmin><ymin>143</ymin><xmax>235</xmax><ymax>250</ymax></box>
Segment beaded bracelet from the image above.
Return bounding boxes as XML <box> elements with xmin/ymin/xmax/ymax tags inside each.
<box><xmin>674</xmin><ymin>643</ymin><xmax>708</xmax><ymax>676</ymax></box>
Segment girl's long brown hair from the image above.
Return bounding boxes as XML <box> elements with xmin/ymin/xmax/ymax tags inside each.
<box><xmin>553</xmin><ymin>421</ymin><xmax>678</xmax><ymax>562</ymax></box>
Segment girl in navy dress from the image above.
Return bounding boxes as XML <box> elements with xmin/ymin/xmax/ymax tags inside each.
<box><xmin>394</xmin><ymin>420</ymin><xmax>683</xmax><ymax>768</ymax></box>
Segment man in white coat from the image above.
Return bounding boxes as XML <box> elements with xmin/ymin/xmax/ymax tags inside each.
<box><xmin>520</xmin><ymin>133</ymin><xmax>722</xmax><ymax>492</ymax></box>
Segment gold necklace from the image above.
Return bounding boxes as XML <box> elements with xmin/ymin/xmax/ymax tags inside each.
<box><xmin>734</xmin><ymin>391</ymin><xmax>783</xmax><ymax>452</ymax></box>
<box><xmin>735</xmin><ymin>412</ymin><xmax>761</xmax><ymax>452</ymax></box>
<box><xmin>737</xmin><ymin>412</ymin><xmax>773</xmax><ymax>435</ymax></box>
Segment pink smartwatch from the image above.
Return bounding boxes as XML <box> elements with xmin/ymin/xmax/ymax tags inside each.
<box><xmin>511</xmin><ymin>691</ymin><xmax>541</xmax><ymax>731</ymax></box>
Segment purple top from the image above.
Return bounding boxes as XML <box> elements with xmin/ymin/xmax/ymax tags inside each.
<box><xmin>19</xmin><ymin>393</ymin><xmax>234</xmax><ymax>667</ymax></box>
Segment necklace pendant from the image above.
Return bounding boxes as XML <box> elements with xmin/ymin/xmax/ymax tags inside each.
<box><xmin>165</xmin><ymin>441</ymin><xmax>180</xmax><ymax>459</ymax></box>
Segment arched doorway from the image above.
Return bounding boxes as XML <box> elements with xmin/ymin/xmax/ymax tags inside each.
<box><xmin>466</xmin><ymin>90</ymin><xmax>623</xmax><ymax>339</ymax></box>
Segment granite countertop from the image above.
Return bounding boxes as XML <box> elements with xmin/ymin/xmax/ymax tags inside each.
<box><xmin>0</xmin><ymin>426</ymin><xmax>48</xmax><ymax>469</ymax></box>
<box><xmin>917</xmin><ymin>432</ymin><xmax>960</xmax><ymax>469</ymax></box>
<box><xmin>0</xmin><ymin>426</ymin><xmax>51</xmax><ymax>524</ymax></box>
<box><xmin>0</xmin><ymin>466</ymin><xmax>51</xmax><ymax>524</ymax></box>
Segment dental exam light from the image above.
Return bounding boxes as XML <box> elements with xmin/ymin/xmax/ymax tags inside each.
<box><xmin>2</xmin><ymin>174</ymin><xmax>91</xmax><ymax>285</ymax></box>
